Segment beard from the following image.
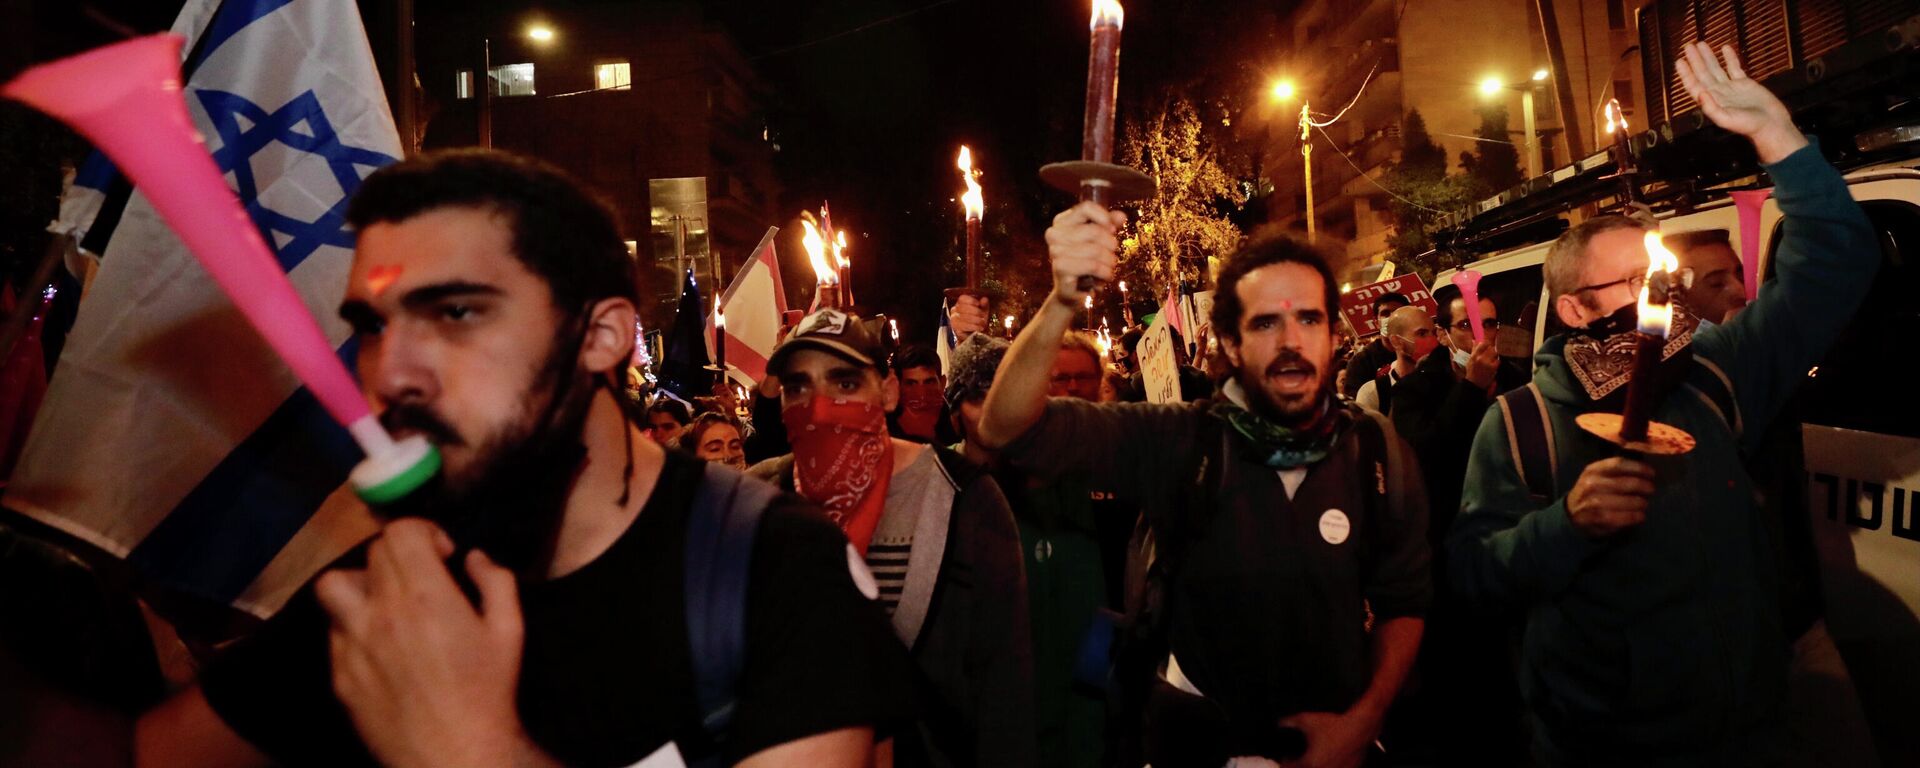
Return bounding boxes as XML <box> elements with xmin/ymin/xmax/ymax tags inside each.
<box><xmin>371</xmin><ymin>329</ymin><xmax>597</xmax><ymax>579</ymax></box>
<box><xmin>1236</xmin><ymin>348</ymin><xmax>1331</xmax><ymax>425</ymax></box>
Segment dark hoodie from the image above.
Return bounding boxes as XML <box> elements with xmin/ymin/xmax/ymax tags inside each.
<box><xmin>1448</xmin><ymin>144</ymin><xmax>1877</xmax><ymax>765</ymax></box>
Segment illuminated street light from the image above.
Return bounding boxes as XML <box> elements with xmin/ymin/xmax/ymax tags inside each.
<box><xmin>527</xmin><ymin>25</ymin><xmax>556</xmax><ymax>43</ymax></box>
<box><xmin>1479</xmin><ymin>73</ymin><xmax>1544</xmax><ymax>179</ymax></box>
<box><xmin>1271</xmin><ymin>79</ymin><xmax>1297</xmax><ymax>102</ymax></box>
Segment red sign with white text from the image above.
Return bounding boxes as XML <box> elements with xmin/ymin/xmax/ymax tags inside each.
<box><xmin>1339</xmin><ymin>275</ymin><xmax>1439</xmax><ymax>338</ymax></box>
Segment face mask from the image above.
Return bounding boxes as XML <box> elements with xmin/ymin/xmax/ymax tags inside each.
<box><xmin>1452</xmin><ymin>347</ymin><xmax>1473</xmax><ymax>369</ymax></box>
<box><xmin>1397</xmin><ymin>334</ymin><xmax>1440</xmax><ymax>361</ymax></box>
<box><xmin>783</xmin><ymin>396</ymin><xmax>894</xmax><ymax>554</ymax></box>
<box><xmin>901</xmin><ymin>385</ymin><xmax>943</xmax><ymax>413</ymax></box>
<box><xmin>1562</xmin><ymin>297</ymin><xmax>1700</xmax><ymax>403</ymax></box>
<box><xmin>895</xmin><ymin>404</ymin><xmax>942</xmax><ymax>441</ymax></box>
<box><xmin>1576</xmin><ymin>301</ymin><xmax>1640</xmax><ymax>339</ymax></box>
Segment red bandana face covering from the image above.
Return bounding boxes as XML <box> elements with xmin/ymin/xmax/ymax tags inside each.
<box><xmin>784</xmin><ymin>397</ymin><xmax>895</xmax><ymax>554</ymax></box>
<box><xmin>896</xmin><ymin>397</ymin><xmax>943</xmax><ymax>441</ymax></box>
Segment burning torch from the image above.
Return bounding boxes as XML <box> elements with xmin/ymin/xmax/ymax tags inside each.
<box><xmin>1040</xmin><ymin>0</ymin><xmax>1157</xmax><ymax>291</ymax></box>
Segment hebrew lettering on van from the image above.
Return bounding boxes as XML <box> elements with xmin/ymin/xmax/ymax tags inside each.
<box><xmin>1813</xmin><ymin>472</ymin><xmax>1840</xmax><ymax>521</ymax></box>
<box><xmin>1895</xmin><ymin>487</ymin><xmax>1920</xmax><ymax>543</ymax></box>
<box><xmin>1848</xmin><ymin>479</ymin><xmax>1884</xmax><ymax>531</ymax></box>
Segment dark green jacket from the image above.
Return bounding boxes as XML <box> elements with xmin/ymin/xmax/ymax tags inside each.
<box><xmin>1448</xmin><ymin>144</ymin><xmax>1877</xmax><ymax>765</ymax></box>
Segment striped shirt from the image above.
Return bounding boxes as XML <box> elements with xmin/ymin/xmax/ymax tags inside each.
<box><xmin>866</xmin><ymin>448</ymin><xmax>941</xmax><ymax>614</ymax></box>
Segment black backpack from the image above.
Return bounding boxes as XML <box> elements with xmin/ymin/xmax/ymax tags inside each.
<box><xmin>680</xmin><ymin>461</ymin><xmax>779</xmax><ymax>766</ymax></box>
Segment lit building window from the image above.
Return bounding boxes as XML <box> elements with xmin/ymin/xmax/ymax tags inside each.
<box><xmin>488</xmin><ymin>63</ymin><xmax>536</xmax><ymax>96</ymax></box>
<box><xmin>594</xmin><ymin>61</ymin><xmax>632</xmax><ymax>91</ymax></box>
<box><xmin>454</xmin><ymin>70</ymin><xmax>473</xmax><ymax>99</ymax></box>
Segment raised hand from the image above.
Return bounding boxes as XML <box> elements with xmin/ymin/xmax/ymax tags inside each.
<box><xmin>1044</xmin><ymin>201</ymin><xmax>1126</xmax><ymax>307</ymax></box>
<box><xmin>949</xmin><ymin>294</ymin><xmax>989</xmax><ymax>340</ymax></box>
<box><xmin>1464</xmin><ymin>338</ymin><xmax>1500</xmax><ymax>391</ymax></box>
<box><xmin>1673</xmin><ymin>41</ymin><xmax>1807</xmax><ymax>163</ymax></box>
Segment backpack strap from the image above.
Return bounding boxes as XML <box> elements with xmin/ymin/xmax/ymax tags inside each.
<box><xmin>1353</xmin><ymin>408</ymin><xmax>1394</xmax><ymax>518</ymax></box>
<box><xmin>1496</xmin><ymin>383</ymin><xmax>1558</xmax><ymax>503</ymax></box>
<box><xmin>1685</xmin><ymin>356</ymin><xmax>1743</xmax><ymax>440</ymax></box>
<box><xmin>684</xmin><ymin>461</ymin><xmax>776</xmax><ymax>751</ymax></box>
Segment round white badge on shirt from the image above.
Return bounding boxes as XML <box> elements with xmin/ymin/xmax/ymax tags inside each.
<box><xmin>1319</xmin><ymin>509</ymin><xmax>1351</xmax><ymax>545</ymax></box>
<box><xmin>847</xmin><ymin>543</ymin><xmax>881</xmax><ymax>600</ymax></box>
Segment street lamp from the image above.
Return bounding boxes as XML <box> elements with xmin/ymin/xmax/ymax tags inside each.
<box><xmin>1479</xmin><ymin>70</ymin><xmax>1547</xmax><ymax>179</ymax></box>
<box><xmin>480</xmin><ymin>23</ymin><xmax>560</xmax><ymax>149</ymax></box>
<box><xmin>1270</xmin><ymin>79</ymin><xmax>1316</xmax><ymax>243</ymax></box>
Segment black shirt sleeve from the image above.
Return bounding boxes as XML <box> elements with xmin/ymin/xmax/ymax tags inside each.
<box><xmin>1000</xmin><ymin>397</ymin><xmax>1199</xmax><ymax>506</ymax></box>
<box><xmin>723</xmin><ymin>498</ymin><xmax>915</xmax><ymax>762</ymax></box>
<box><xmin>198</xmin><ymin>549</ymin><xmax>378</xmax><ymax>767</ymax></box>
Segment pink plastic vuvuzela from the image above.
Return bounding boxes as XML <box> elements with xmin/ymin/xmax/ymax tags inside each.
<box><xmin>1451</xmin><ymin>270</ymin><xmax>1486</xmax><ymax>344</ymax></box>
<box><xmin>1730</xmin><ymin>189</ymin><xmax>1772</xmax><ymax>302</ymax></box>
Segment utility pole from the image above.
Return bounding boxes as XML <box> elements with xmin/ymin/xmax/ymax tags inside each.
<box><xmin>1535</xmin><ymin>0</ymin><xmax>1587</xmax><ymax>159</ymax></box>
<box><xmin>1300</xmin><ymin>100</ymin><xmax>1316</xmax><ymax>243</ymax></box>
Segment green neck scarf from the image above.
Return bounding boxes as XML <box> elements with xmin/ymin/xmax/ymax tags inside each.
<box><xmin>1209</xmin><ymin>379</ymin><xmax>1352</xmax><ymax>469</ymax></box>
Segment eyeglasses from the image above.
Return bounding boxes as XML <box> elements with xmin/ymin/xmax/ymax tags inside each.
<box><xmin>1451</xmin><ymin>318</ymin><xmax>1502</xmax><ymax>332</ymax></box>
<box><xmin>1572</xmin><ymin>268</ymin><xmax>1696</xmax><ymax>298</ymax></box>
<box><xmin>1572</xmin><ymin>274</ymin><xmax>1646</xmax><ymax>298</ymax></box>
<box><xmin>1048</xmin><ymin>373</ymin><xmax>1102</xmax><ymax>386</ymax></box>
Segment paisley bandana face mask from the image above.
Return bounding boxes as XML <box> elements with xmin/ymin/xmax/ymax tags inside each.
<box><xmin>784</xmin><ymin>396</ymin><xmax>894</xmax><ymax>554</ymax></box>
<box><xmin>1562</xmin><ymin>299</ymin><xmax>1702</xmax><ymax>405</ymax></box>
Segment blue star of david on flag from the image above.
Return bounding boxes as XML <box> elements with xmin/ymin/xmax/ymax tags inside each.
<box><xmin>197</xmin><ymin>88</ymin><xmax>398</xmax><ymax>271</ymax></box>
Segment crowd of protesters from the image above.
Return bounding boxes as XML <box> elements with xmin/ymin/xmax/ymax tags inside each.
<box><xmin>0</xmin><ymin>42</ymin><xmax>1895</xmax><ymax>768</ymax></box>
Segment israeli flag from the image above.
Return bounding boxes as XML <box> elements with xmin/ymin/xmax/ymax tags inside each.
<box><xmin>4</xmin><ymin>0</ymin><xmax>402</xmax><ymax>617</ymax></box>
<box><xmin>935</xmin><ymin>297</ymin><xmax>957</xmax><ymax>377</ymax></box>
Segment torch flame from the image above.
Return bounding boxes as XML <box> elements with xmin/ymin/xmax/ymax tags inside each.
<box><xmin>1004</xmin><ymin>316</ymin><xmax>1014</xmax><ymax>331</ymax></box>
<box><xmin>800</xmin><ymin>219</ymin><xmax>837</xmax><ymax>285</ymax></box>
<box><xmin>1091</xmin><ymin>0</ymin><xmax>1124</xmax><ymax>29</ymax></box>
<box><xmin>1638</xmin><ymin>231</ymin><xmax>1680</xmax><ymax>336</ymax></box>
<box><xmin>889</xmin><ymin>319</ymin><xmax>899</xmax><ymax>341</ymax></box>
<box><xmin>957</xmin><ymin>146</ymin><xmax>984</xmax><ymax>221</ymax></box>
<box><xmin>1085</xmin><ymin>295</ymin><xmax>1094</xmax><ymax>309</ymax></box>
<box><xmin>833</xmin><ymin>229</ymin><xmax>850</xmax><ymax>269</ymax></box>
<box><xmin>714</xmin><ymin>296</ymin><xmax>724</xmax><ymax>328</ymax></box>
<box><xmin>1605</xmin><ymin>99</ymin><xmax>1625</xmax><ymax>135</ymax></box>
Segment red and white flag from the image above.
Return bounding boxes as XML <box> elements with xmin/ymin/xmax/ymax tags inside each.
<box><xmin>713</xmin><ymin>227</ymin><xmax>788</xmax><ymax>385</ymax></box>
<box><xmin>1161</xmin><ymin>288</ymin><xmax>1189</xmax><ymax>340</ymax></box>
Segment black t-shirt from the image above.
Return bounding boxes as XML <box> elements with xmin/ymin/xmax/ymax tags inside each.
<box><xmin>200</xmin><ymin>451</ymin><xmax>913</xmax><ymax>766</ymax></box>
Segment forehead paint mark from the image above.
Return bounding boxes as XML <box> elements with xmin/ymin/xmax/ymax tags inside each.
<box><xmin>1278</xmin><ymin>299</ymin><xmax>1293</xmax><ymax>310</ymax></box>
<box><xmin>366</xmin><ymin>265</ymin><xmax>403</xmax><ymax>297</ymax></box>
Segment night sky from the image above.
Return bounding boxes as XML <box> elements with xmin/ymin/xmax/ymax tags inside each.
<box><xmin>708</xmin><ymin>0</ymin><xmax>1293</xmax><ymax>338</ymax></box>
<box><xmin>7</xmin><ymin>0</ymin><xmax>1295</xmax><ymax>340</ymax></box>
